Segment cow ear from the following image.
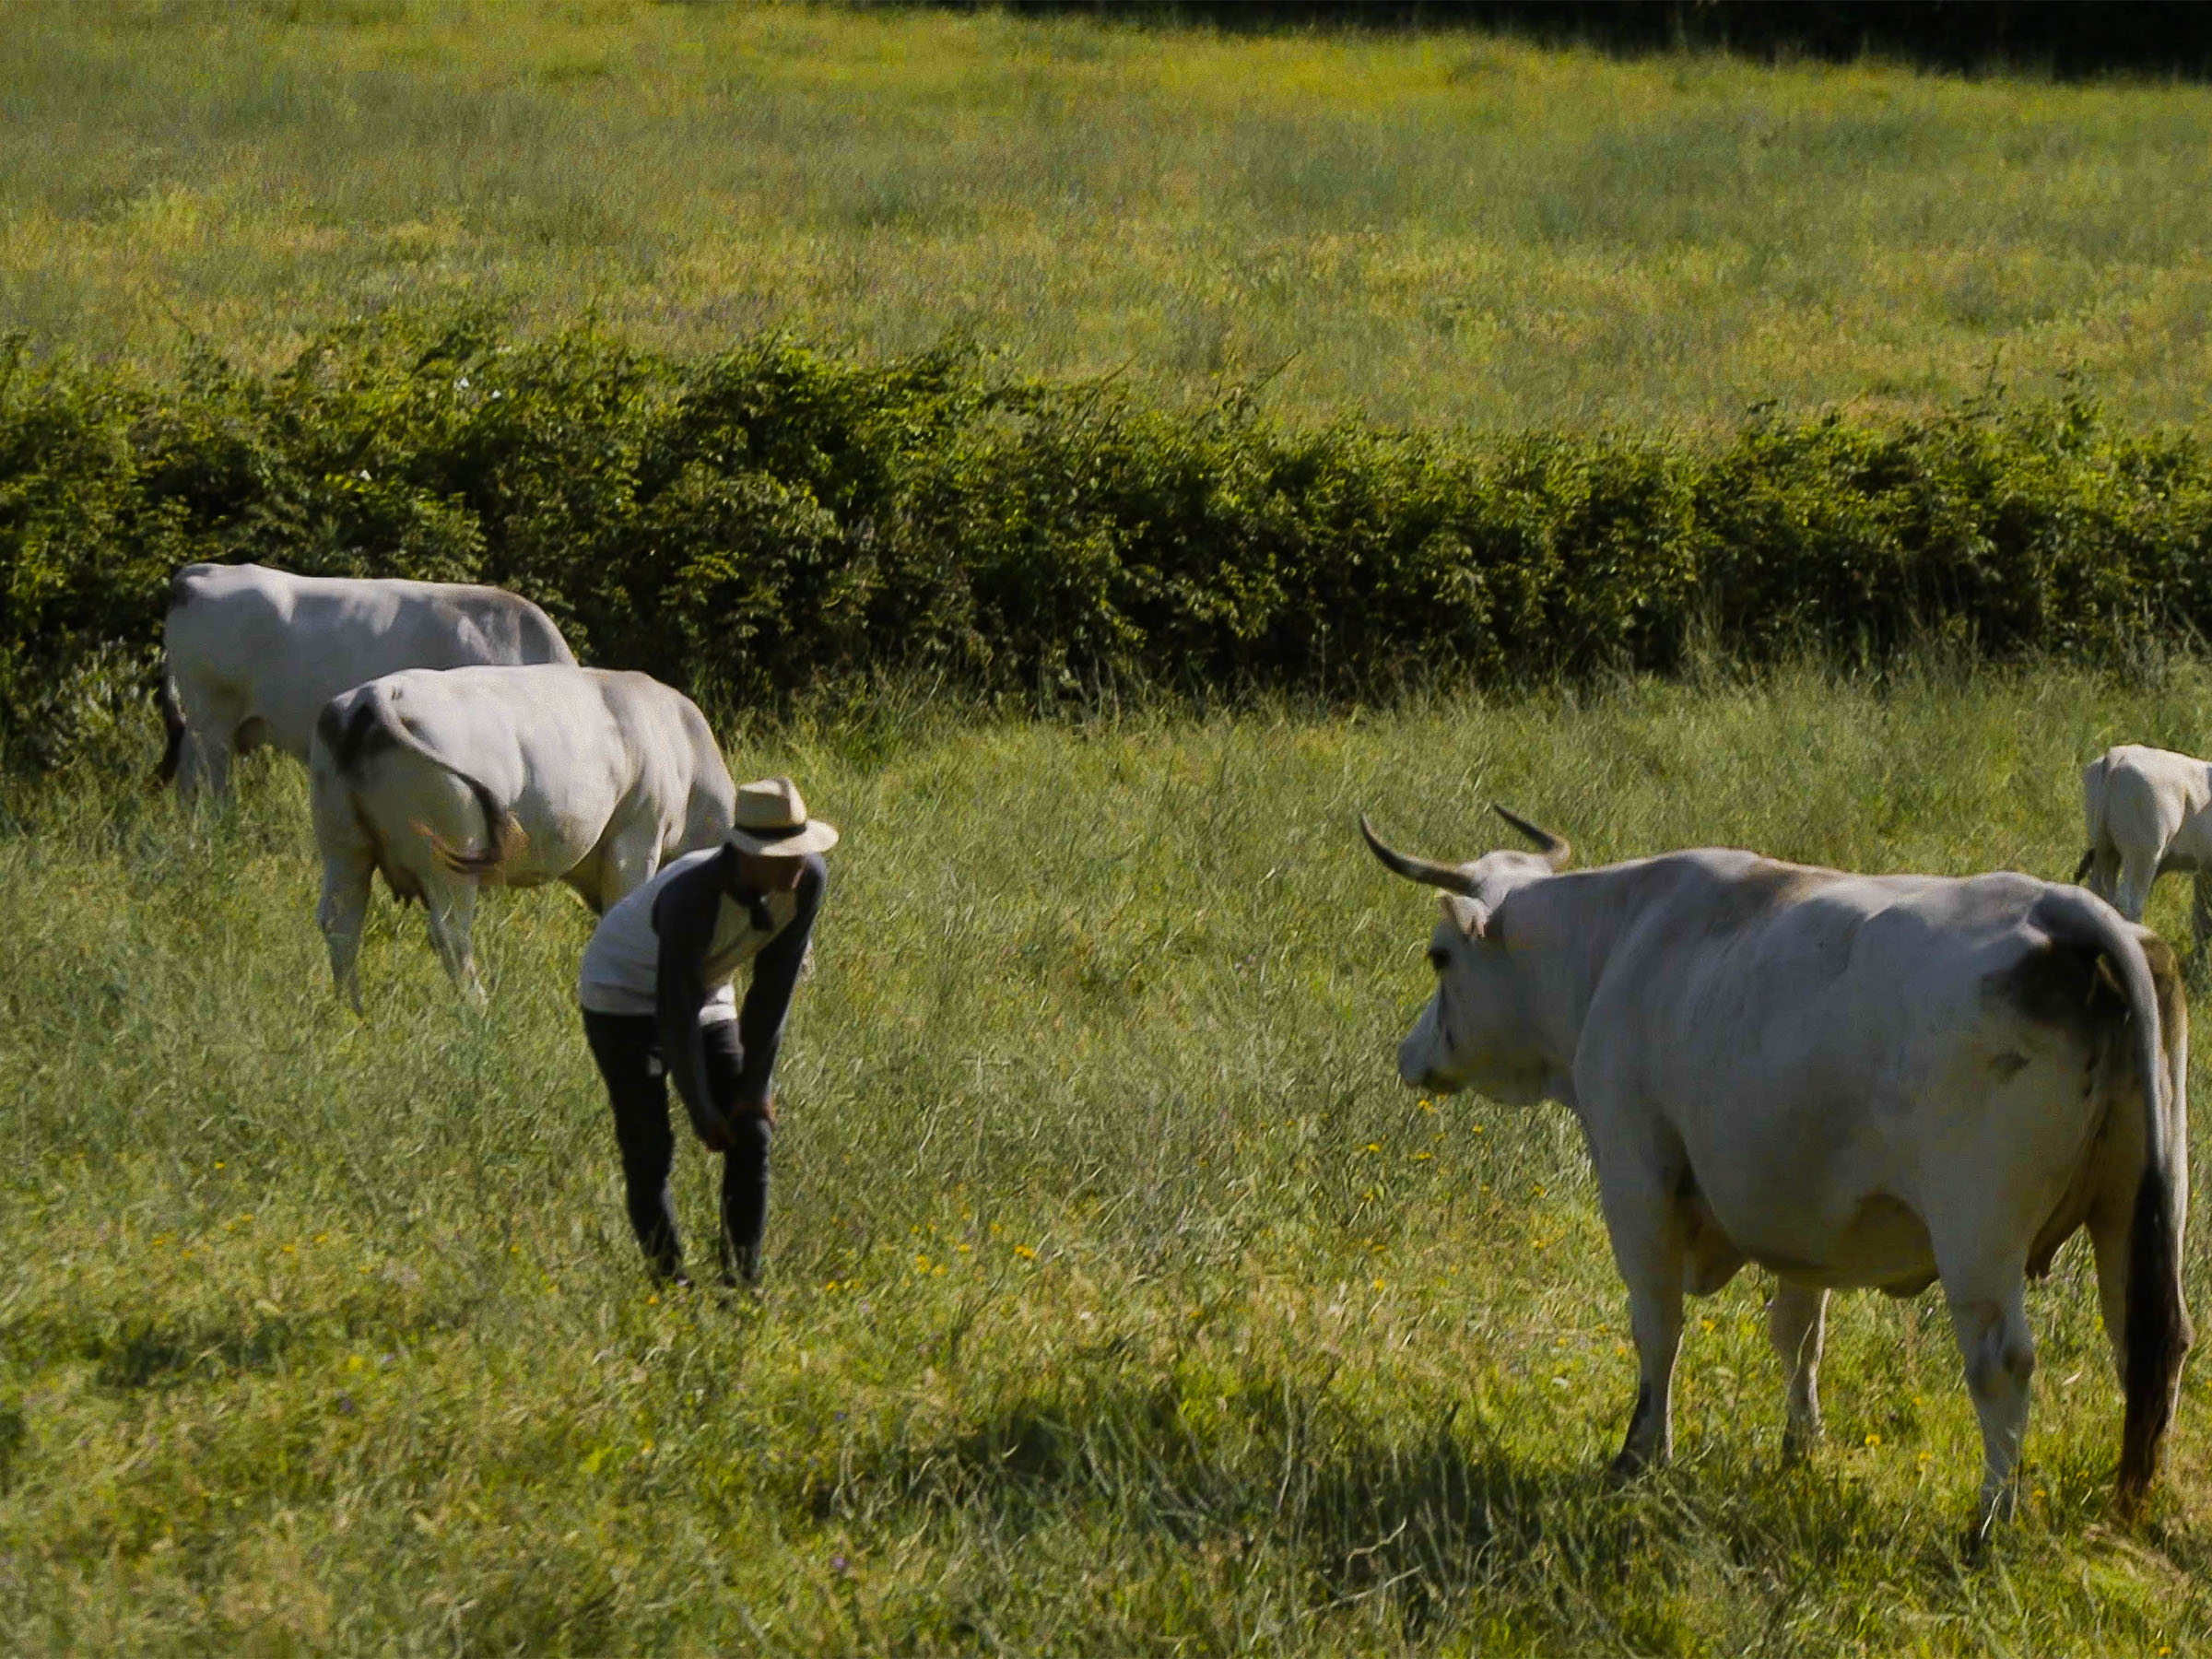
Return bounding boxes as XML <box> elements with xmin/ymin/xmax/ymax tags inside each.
<box><xmin>1441</xmin><ymin>894</ymin><xmax>1488</xmax><ymax>938</ymax></box>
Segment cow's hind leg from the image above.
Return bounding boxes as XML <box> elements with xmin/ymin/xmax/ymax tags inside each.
<box><xmin>2113</xmin><ymin>852</ymin><xmax>2160</xmax><ymax>926</ymax></box>
<box><xmin>1943</xmin><ymin>1271</ymin><xmax>2037</xmax><ymax>1537</ymax></box>
<box><xmin>420</xmin><ymin>874</ymin><xmax>486</xmax><ymax>1006</ymax></box>
<box><xmin>1768</xmin><ymin>1278</ymin><xmax>1829</xmax><ymax>1458</ymax></box>
<box><xmin>176</xmin><ymin>726</ymin><xmax>234</xmax><ymax>806</ymax></box>
<box><xmin>2086</xmin><ymin>847</ymin><xmax>2123</xmax><ymax>908</ymax></box>
<box><xmin>316</xmin><ymin>852</ymin><xmax>374</xmax><ymax>1015</ymax></box>
<box><xmin>154</xmin><ymin>670</ymin><xmax>187</xmax><ymax>789</ymax></box>
<box><xmin>1598</xmin><ymin>1172</ymin><xmax>1688</xmax><ymax>1475</ymax></box>
<box><xmin>171</xmin><ymin>682</ymin><xmax>241</xmax><ymax>807</ymax></box>
<box><xmin>2086</xmin><ymin>1187</ymin><xmax>2137</xmax><ymax>1391</ymax></box>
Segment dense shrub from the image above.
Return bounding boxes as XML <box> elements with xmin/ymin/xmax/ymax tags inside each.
<box><xmin>5</xmin><ymin>313</ymin><xmax>2211</xmax><ymax>767</ymax></box>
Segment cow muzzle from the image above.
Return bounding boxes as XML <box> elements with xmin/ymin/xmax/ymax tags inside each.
<box><xmin>1396</xmin><ymin>999</ymin><xmax>1454</xmax><ymax>1092</ymax></box>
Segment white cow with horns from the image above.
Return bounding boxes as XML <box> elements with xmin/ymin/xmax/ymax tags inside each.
<box><xmin>310</xmin><ymin>665</ymin><xmax>735</xmax><ymax>1009</ymax></box>
<box><xmin>159</xmin><ymin>562</ymin><xmax>576</xmax><ymax>802</ymax></box>
<box><xmin>2076</xmin><ymin>743</ymin><xmax>2212</xmax><ymax>952</ymax></box>
<box><xmin>1362</xmin><ymin>806</ymin><xmax>2191</xmax><ymax>1534</ymax></box>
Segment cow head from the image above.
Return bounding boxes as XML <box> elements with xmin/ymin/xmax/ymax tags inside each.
<box><xmin>1361</xmin><ymin>806</ymin><xmax>1570</xmax><ymax>1100</ymax></box>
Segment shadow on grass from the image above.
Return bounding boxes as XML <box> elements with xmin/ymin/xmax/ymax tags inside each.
<box><xmin>89</xmin><ymin>1319</ymin><xmax>301</xmax><ymax>1391</ymax></box>
<box><xmin>789</xmin><ymin>1365</ymin><xmax>1902</xmax><ymax>1640</ymax></box>
<box><xmin>1</xmin><ymin>1291</ymin><xmax>485</xmax><ymax>1394</ymax></box>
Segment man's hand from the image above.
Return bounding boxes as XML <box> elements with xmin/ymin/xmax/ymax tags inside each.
<box><xmin>731</xmin><ymin>1093</ymin><xmax>777</xmax><ymax>1129</ymax></box>
<box><xmin>685</xmin><ymin>1100</ymin><xmax>735</xmax><ymax>1152</ymax></box>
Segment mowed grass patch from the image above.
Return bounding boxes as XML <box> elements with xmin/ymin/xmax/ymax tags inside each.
<box><xmin>7</xmin><ymin>2</ymin><xmax>2212</xmax><ymax>429</ymax></box>
<box><xmin>5</xmin><ymin>662</ymin><xmax>2212</xmax><ymax>1651</ymax></box>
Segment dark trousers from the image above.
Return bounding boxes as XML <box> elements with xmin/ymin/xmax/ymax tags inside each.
<box><xmin>581</xmin><ymin>1010</ymin><xmax>772</xmax><ymax>1284</ymax></box>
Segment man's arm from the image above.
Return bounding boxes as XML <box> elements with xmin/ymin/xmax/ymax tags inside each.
<box><xmin>653</xmin><ymin>851</ymin><xmax>737</xmax><ymax>1151</ymax></box>
<box><xmin>734</xmin><ymin>855</ymin><xmax>827</xmax><ymax>1111</ymax></box>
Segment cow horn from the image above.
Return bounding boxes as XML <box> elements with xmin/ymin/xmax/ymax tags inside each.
<box><xmin>1492</xmin><ymin>805</ymin><xmax>1571</xmax><ymax>870</ymax></box>
<box><xmin>1360</xmin><ymin>814</ymin><xmax>1480</xmax><ymax>896</ymax></box>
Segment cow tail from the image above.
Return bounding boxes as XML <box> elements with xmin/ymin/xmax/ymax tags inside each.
<box><xmin>2032</xmin><ymin>886</ymin><xmax>2192</xmax><ymax>1512</ymax></box>
<box><xmin>324</xmin><ymin>686</ymin><xmax>526</xmax><ymax>882</ymax></box>
<box><xmin>2118</xmin><ymin>929</ymin><xmax>2192</xmax><ymax>1514</ymax></box>
<box><xmin>154</xmin><ymin>654</ymin><xmax>186</xmax><ymax>787</ymax></box>
<box><xmin>419</xmin><ymin>769</ymin><xmax>526</xmax><ymax>881</ymax></box>
<box><xmin>2077</xmin><ymin>754</ymin><xmax>2110</xmax><ymax>889</ymax></box>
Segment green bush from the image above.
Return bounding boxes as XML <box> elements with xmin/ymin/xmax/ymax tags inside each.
<box><xmin>5</xmin><ymin>313</ymin><xmax>2210</xmax><ymax>768</ymax></box>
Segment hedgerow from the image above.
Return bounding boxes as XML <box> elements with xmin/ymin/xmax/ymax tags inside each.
<box><xmin>4</xmin><ymin>313</ymin><xmax>2210</xmax><ymax>768</ymax></box>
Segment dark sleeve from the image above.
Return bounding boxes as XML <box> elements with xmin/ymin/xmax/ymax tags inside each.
<box><xmin>653</xmin><ymin>849</ymin><xmax>735</xmax><ymax>1143</ymax></box>
<box><xmin>734</xmin><ymin>854</ymin><xmax>827</xmax><ymax>1104</ymax></box>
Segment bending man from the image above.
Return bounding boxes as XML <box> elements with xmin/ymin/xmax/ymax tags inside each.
<box><xmin>577</xmin><ymin>776</ymin><xmax>836</xmax><ymax>1285</ymax></box>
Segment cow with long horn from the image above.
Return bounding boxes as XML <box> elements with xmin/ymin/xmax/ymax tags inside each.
<box><xmin>1362</xmin><ymin>806</ymin><xmax>2191</xmax><ymax>1537</ymax></box>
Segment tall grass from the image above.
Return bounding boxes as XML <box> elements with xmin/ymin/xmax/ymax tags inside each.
<box><xmin>5</xmin><ymin>660</ymin><xmax>2212</xmax><ymax>1653</ymax></box>
<box><xmin>6</xmin><ymin>2</ymin><xmax>2212</xmax><ymax>429</ymax></box>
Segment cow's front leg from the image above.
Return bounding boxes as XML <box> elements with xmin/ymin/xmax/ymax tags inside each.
<box><xmin>1768</xmin><ymin>1278</ymin><xmax>1829</xmax><ymax>1458</ymax></box>
<box><xmin>598</xmin><ymin>824</ymin><xmax>664</xmax><ymax>912</ymax></box>
<box><xmin>1943</xmin><ymin>1274</ymin><xmax>2037</xmax><ymax>1535</ymax></box>
<box><xmin>1598</xmin><ymin>1174</ymin><xmax>1688</xmax><ymax>1476</ymax></box>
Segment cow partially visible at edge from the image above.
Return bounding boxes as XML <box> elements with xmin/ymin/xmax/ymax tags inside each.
<box><xmin>1362</xmin><ymin>806</ymin><xmax>2190</xmax><ymax>1538</ymax></box>
<box><xmin>2077</xmin><ymin>742</ymin><xmax>2212</xmax><ymax>953</ymax></box>
<box><xmin>311</xmin><ymin>664</ymin><xmax>735</xmax><ymax>1009</ymax></box>
<box><xmin>159</xmin><ymin>561</ymin><xmax>576</xmax><ymax>802</ymax></box>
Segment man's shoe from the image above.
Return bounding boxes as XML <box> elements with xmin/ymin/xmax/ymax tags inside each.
<box><xmin>723</xmin><ymin>1242</ymin><xmax>762</xmax><ymax>1288</ymax></box>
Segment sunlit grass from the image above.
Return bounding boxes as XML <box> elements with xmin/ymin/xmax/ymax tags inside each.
<box><xmin>6</xmin><ymin>1</ymin><xmax>2212</xmax><ymax>429</ymax></box>
<box><xmin>6</xmin><ymin>660</ymin><xmax>2212</xmax><ymax>1651</ymax></box>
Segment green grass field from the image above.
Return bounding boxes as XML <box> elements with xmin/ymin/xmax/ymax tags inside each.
<box><xmin>15</xmin><ymin>4</ymin><xmax>2212</xmax><ymax>1651</ymax></box>
<box><xmin>8</xmin><ymin>1</ymin><xmax>2212</xmax><ymax>429</ymax></box>
<box><xmin>6</xmin><ymin>663</ymin><xmax>2212</xmax><ymax>1653</ymax></box>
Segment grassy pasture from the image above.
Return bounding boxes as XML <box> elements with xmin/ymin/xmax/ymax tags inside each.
<box><xmin>16</xmin><ymin>3</ymin><xmax>2212</xmax><ymax>1649</ymax></box>
<box><xmin>6</xmin><ymin>1</ymin><xmax>2212</xmax><ymax>429</ymax></box>
<box><xmin>6</xmin><ymin>662</ymin><xmax>2212</xmax><ymax>1653</ymax></box>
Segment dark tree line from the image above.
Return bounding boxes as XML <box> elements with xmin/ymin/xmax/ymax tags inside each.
<box><xmin>927</xmin><ymin>2</ymin><xmax>2212</xmax><ymax>81</ymax></box>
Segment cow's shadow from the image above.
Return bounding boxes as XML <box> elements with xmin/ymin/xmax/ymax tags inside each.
<box><xmin>794</xmin><ymin>1370</ymin><xmax>1899</xmax><ymax>1636</ymax></box>
<box><xmin>9</xmin><ymin>1294</ymin><xmax>477</xmax><ymax>1396</ymax></box>
<box><xmin>2</xmin><ymin>1310</ymin><xmax>313</xmax><ymax>1394</ymax></box>
<box><xmin>89</xmin><ymin>1318</ymin><xmax>294</xmax><ymax>1391</ymax></box>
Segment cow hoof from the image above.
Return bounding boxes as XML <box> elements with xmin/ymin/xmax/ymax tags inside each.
<box><xmin>1959</xmin><ymin>1495</ymin><xmax>2019</xmax><ymax>1561</ymax></box>
<box><xmin>1781</xmin><ymin>1424</ymin><xmax>1822</xmax><ymax>1464</ymax></box>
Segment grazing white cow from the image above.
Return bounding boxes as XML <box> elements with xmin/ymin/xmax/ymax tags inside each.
<box><xmin>2077</xmin><ymin>743</ymin><xmax>2212</xmax><ymax>951</ymax></box>
<box><xmin>1363</xmin><ymin>806</ymin><xmax>2191</xmax><ymax>1534</ymax></box>
<box><xmin>159</xmin><ymin>561</ymin><xmax>575</xmax><ymax>801</ymax></box>
<box><xmin>310</xmin><ymin>665</ymin><xmax>735</xmax><ymax>1009</ymax></box>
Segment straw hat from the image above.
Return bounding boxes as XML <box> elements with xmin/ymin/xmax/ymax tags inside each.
<box><xmin>725</xmin><ymin>776</ymin><xmax>840</xmax><ymax>857</ymax></box>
